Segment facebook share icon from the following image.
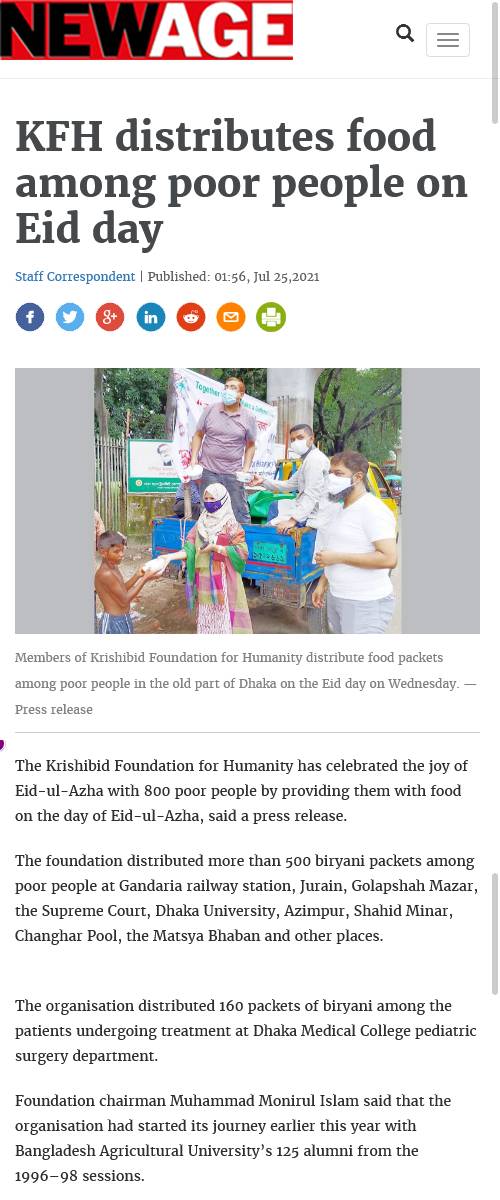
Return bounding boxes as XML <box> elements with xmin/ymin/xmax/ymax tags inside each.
<box><xmin>16</xmin><ymin>302</ymin><xmax>45</xmax><ymax>331</ymax></box>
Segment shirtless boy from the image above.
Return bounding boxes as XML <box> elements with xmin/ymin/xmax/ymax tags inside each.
<box><xmin>95</xmin><ymin>531</ymin><xmax>153</xmax><ymax>634</ymax></box>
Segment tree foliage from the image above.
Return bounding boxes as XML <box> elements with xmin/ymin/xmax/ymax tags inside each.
<box><xmin>95</xmin><ymin>367</ymin><xmax>401</xmax><ymax>466</ymax></box>
<box><xmin>94</xmin><ymin>367</ymin><xmax>269</xmax><ymax>438</ymax></box>
<box><xmin>207</xmin><ymin>367</ymin><xmax>267</xmax><ymax>401</ymax></box>
<box><xmin>314</xmin><ymin>368</ymin><xmax>401</xmax><ymax>462</ymax></box>
<box><xmin>95</xmin><ymin>368</ymin><xmax>169</xmax><ymax>439</ymax></box>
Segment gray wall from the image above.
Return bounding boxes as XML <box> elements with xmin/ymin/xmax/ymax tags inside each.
<box><xmin>16</xmin><ymin>368</ymin><xmax>94</xmax><ymax>633</ymax></box>
<box><xmin>402</xmin><ymin>368</ymin><xmax>479</xmax><ymax>633</ymax></box>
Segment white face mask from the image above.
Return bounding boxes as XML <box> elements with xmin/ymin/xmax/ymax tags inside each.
<box><xmin>328</xmin><ymin>473</ymin><xmax>353</xmax><ymax>496</ymax></box>
<box><xmin>289</xmin><ymin>438</ymin><xmax>310</xmax><ymax>458</ymax></box>
<box><xmin>223</xmin><ymin>387</ymin><xmax>239</xmax><ymax>406</ymax></box>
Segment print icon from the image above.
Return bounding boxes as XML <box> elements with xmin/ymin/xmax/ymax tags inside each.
<box><xmin>136</xmin><ymin>302</ymin><xmax>166</xmax><ymax>331</ymax></box>
<box><xmin>216</xmin><ymin>302</ymin><xmax>246</xmax><ymax>331</ymax></box>
<box><xmin>177</xmin><ymin>302</ymin><xmax>206</xmax><ymax>331</ymax></box>
<box><xmin>95</xmin><ymin>303</ymin><xmax>125</xmax><ymax>331</ymax></box>
<box><xmin>16</xmin><ymin>302</ymin><xmax>44</xmax><ymax>331</ymax></box>
<box><xmin>56</xmin><ymin>303</ymin><xmax>84</xmax><ymax>331</ymax></box>
<box><xmin>256</xmin><ymin>302</ymin><xmax>286</xmax><ymax>332</ymax></box>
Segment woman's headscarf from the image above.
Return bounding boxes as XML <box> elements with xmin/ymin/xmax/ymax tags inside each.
<box><xmin>197</xmin><ymin>483</ymin><xmax>237</xmax><ymax>542</ymax></box>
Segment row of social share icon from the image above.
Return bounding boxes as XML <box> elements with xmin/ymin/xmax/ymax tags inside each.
<box><xmin>16</xmin><ymin>300</ymin><xmax>287</xmax><ymax>333</ymax></box>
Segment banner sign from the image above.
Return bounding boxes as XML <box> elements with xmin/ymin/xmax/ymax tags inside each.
<box><xmin>128</xmin><ymin>439</ymin><xmax>178</xmax><ymax>494</ymax></box>
<box><xmin>171</xmin><ymin>367</ymin><xmax>277</xmax><ymax>478</ymax></box>
<box><xmin>128</xmin><ymin>372</ymin><xmax>278</xmax><ymax>494</ymax></box>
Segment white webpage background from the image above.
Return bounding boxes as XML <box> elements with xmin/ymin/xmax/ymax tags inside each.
<box><xmin>0</xmin><ymin>3</ymin><xmax>497</xmax><ymax>1199</ymax></box>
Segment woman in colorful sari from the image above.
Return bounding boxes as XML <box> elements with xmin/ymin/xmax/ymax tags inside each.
<box><xmin>160</xmin><ymin>484</ymin><xmax>253</xmax><ymax>635</ymax></box>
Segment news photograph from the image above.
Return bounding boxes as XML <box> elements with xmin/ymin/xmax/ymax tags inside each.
<box><xmin>93</xmin><ymin>367</ymin><xmax>402</xmax><ymax>636</ymax></box>
<box><xmin>15</xmin><ymin>366</ymin><xmax>479</xmax><ymax>638</ymax></box>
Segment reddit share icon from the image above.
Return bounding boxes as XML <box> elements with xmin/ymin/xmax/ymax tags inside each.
<box><xmin>177</xmin><ymin>303</ymin><xmax>206</xmax><ymax>331</ymax></box>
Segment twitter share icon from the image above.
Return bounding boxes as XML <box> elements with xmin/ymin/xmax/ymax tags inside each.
<box><xmin>56</xmin><ymin>303</ymin><xmax>85</xmax><ymax>332</ymax></box>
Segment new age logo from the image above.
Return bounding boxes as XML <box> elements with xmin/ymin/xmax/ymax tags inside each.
<box><xmin>0</xmin><ymin>0</ymin><xmax>293</xmax><ymax>59</ymax></box>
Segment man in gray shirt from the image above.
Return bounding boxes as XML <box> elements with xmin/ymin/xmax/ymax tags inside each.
<box><xmin>190</xmin><ymin>376</ymin><xmax>257</xmax><ymax>523</ymax></box>
<box><xmin>253</xmin><ymin>424</ymin><xmax>330</xmax><ymax>532</ymax></box>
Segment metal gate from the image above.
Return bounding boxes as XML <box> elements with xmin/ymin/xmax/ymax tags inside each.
<box><xmin>94</xmin><ymin>436</ymin><xmax>127</xmax><ymax>532</ymax></box>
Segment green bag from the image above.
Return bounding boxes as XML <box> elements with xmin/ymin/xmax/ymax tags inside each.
<box><xmin>247</xmin><ymin>489</ymin><xmax>294</xmax><ymax>523</ymax></box>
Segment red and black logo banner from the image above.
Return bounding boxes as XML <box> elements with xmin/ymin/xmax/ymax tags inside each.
<box><xmin>0</xmin><ymin>1</ymin><xmax>294</xmax><ymax>59</ymax></box>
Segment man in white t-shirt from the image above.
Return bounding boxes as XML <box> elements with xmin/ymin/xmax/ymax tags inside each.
<box><xmin>312</xmin><ymin>450</ymin><xmax>397</xmax><ymax>634</ymax></box>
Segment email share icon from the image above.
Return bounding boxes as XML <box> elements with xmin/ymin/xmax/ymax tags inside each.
<box><xmin>217</xmin><ymin>302</ymin><xmax>246</xmax><ymax>331</ymax></box>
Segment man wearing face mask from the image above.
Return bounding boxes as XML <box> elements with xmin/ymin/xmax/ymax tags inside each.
<box><xmin>252</xmin><ymin>424</ymin><xmax>331</xmax><ymax>533</ymax></box>
<box><xmin>312</xmin><ymin>450</ymin><xmax>397</xmax><ymax>634</ymax></box>
<box><xmin>190</xmin><ymin>376</ymin><xmax>257</xmax><ymax>524</ymax></box>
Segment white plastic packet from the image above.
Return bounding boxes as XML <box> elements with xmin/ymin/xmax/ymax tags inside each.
<box><xmin>142</xmin><ymin>556</ymin><xmax>170</xmax><ymax>575</ymax></box>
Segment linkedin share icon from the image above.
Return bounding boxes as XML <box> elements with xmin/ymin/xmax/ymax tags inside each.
<box><xmin>136</xmin><ymin>302</ymin><xmax>166</xmax><ymax>331</ymax></box>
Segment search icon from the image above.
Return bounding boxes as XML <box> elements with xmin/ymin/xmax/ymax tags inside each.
<box><xmin>396</xmin><ymin>23</ymin><xmax>415</xmax><ymax>42</ymax></box>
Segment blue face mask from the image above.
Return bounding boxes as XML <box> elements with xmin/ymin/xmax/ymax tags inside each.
<box><xmin>223</xmin><ymin>388</ymin><xmax>239</xmax><ymax>406</ymax></box>
<box><xmin>204</xmin><ymin>498</ymin><xmax>224</xmax><ymax>513</ymax></box>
